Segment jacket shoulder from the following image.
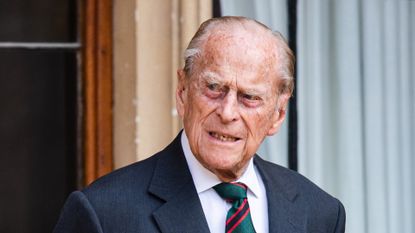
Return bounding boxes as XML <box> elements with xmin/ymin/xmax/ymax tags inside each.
<box><xmin>84</xmin><ymin>153</ymin><xmax>160</xmax><ymax>196</ymax></box>
<box><xmin>255</xmin><ymin>156</ymin><xmax>346</xmax><ymax>232</ymax></box>
<box><xmin>56</xmin><ymin>134</ymin><xmax>186</xmax><ymax>232</ymax></box>
<box><xmin>255</xmin><ymin>156</ymin><xmax>338</xmax><ymax>203</ymax></box>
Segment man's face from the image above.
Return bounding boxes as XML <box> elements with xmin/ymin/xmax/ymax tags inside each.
<box><xmin>176</xmin><ymin>30</ymin><xmax>289</xmax><ymax>181</ymax></box>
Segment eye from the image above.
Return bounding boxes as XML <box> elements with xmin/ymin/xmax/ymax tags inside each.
<box><xmin>207</xmin><ymin>83</ymin><xmax>220</xmax><ymax>91</ymax></box>
<box><xmin>204</xmin><ymin>82</ymin><xmax>223</xmax><ymax>98</ymax></box>
<box><xmin>242</xmin><ymin>94</ymin><xmax>261</xmax><ymax>101</ymax></box>
<box><xmin>240</xmin><ymin>93</ymin><xmax>262</xmax><ymax>107</ymax></box>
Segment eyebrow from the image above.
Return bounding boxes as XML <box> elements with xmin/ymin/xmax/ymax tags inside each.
<box><xmin>200</xmin><ymin>71</ymin><xmax>222</xmax><ymax>83</ymax></box>
<box><xmin>199</xmin><ymin>70</ymin><xmax>268</xmax><ymax>97</ymax></box>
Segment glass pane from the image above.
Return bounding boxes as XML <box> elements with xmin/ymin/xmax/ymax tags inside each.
<box><xmin>0</xmin><ymin>0</ymin><xmax>77</xmax><ymax>42</ymax></box>
<box><xmin>0</xmin><ymin>49</ymin><xmax>77</xmax><ymax>233</ymax></box>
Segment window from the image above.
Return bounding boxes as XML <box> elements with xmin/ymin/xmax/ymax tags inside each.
<box><xmin>0</xmin><ymin>1</ymin><xmax>113</xmax><ymax>232</ymax></box>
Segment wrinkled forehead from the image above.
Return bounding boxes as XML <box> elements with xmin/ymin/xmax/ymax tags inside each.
<box><xmin>197</xmin><ymin>26</ymin><xmax>278</xmax><ymax>79</ymax></box>
<box><xmin>206</xmin><ymin>25</ymin><xmax>275</xmax><ymax>56</ymax></box>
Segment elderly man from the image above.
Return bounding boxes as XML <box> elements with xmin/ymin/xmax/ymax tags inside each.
<box><xmin>54</xmin><ymin>16</ymin><xmax>345</xmax><ymax>233</ymax></box>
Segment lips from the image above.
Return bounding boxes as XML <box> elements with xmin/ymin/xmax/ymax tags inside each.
<box><xmin>209</xmin><ymin>131</ymin><xmax>241</xmax><ymax>142</ymax></box>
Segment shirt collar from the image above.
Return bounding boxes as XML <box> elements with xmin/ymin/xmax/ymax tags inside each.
<box><xmin>181</xmin><ymin>130</ymin><xmax>261</xmax><ymax>198</ymax></box>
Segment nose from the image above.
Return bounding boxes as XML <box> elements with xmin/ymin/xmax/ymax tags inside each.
<box><xmin>216</xmin><ymin>92</ymin><xmax>240</xmax><ymax>123</ymax></box>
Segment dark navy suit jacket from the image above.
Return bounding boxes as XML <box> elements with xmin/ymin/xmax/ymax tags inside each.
<box><xmin>54</xmin><ymin>133</ymin><xmax>346</xmax><ymax>233</ymax></box>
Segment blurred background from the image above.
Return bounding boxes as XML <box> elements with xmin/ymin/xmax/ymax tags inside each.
<box><xmin>0</xmin><ymin>0</ymin><xmax>413</xmax><ymax>232</ymax></box>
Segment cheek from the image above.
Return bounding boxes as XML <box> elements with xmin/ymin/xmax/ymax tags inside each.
<box><xmin>183</xmin><ymin>90</ymin><xmax>201</xmax><ymax>116</ymax></box>
<box><xmin>186</xmin><ymin>93</ymin><xmax>218</xmax><ymax>118</ymax></box>
<box><xmin>245</xmin><ymin>109</ymin><xmax>275</xmax><ymax>140</ymax></box>
<box><xmin>183</xmin><ymin>93</ymin><xmax>217</xmax><ymax>134</ymax></box>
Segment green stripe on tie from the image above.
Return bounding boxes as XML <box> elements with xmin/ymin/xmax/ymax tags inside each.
<box><xmin>214</xmin><ymin>182</ymin><xmax>256</xmax><ymax>233</ymax></box>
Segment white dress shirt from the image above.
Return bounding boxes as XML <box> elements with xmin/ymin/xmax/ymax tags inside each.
<box><xmin>181</xmin><ymin>131</ymin><xmax>269</xmax><ymax>233</ymax></box>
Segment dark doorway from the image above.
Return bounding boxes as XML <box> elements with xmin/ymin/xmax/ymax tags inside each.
<box><xmin>0</xmin><ymin>1</ymin><xmax>79</xmax><ymax>233</ymax></box>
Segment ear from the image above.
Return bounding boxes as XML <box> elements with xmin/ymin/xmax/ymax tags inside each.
<box><xmin>175</xmin><ymin>69</ymin><xmax>187</xmax><ymax>118</ymax></box>
<box><xmin>267</xmin><ymin>93</ymin><xmax>291</xmax><ymax>136</ymax></box>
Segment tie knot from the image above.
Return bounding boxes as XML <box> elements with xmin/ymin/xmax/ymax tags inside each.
<box><xmin>213</xmin><ymin>182</ymin><xmax>248</xmax><ymax>201</ymax></box>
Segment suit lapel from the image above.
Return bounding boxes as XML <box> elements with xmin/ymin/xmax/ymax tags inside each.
<box><xmin>254</xmin><ymin>156</ymin><xmax>304</xmax><ymax>233</ymax></box>
<box><xmin>148</xmin><ymin>133</ymin><xmax>210</xmax><ymax>233</ymax></box>
<box><xmin>147</xmin><ymin>135</ymin><xmax>306</xmax><ymax>233</ymax></box>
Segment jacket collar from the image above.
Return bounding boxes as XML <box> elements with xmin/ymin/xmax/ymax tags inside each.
<box><xmin>148</xmin><ymin>132</ymin><xmax>210</xmax><ymax>233</ymax></box>
<box><xmin>148</xmin><ymin>132</ymin><xmax>303</xmax><ymax>233</ymax></box>
<box><xmin>254</xmin><ymin>156</ymin><xmax>303</xmax><ymax>233</ymax></box>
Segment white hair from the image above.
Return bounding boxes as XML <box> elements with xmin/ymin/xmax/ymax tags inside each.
<box><xmin>182</xmin><ymin>16</ymin><xmax>295</xmax><ymax>95</ymax></box>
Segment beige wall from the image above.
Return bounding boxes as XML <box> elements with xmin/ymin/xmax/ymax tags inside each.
<box><xmin>113</xmin><ymin>0</ymin><xmax>212</xmax><ymax>168</ymax></box>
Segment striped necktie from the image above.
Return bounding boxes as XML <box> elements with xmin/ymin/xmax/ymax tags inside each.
<box><xmin>214</xmin><ymin>182</ymin><xmax>256</xmax><ymax>233</ymax></box>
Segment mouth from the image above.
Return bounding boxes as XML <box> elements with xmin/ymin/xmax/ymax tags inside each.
<box><xmin>208</xmin><ymin>131</ymin><xmax>241</xmax><ymax>142</ymax></box>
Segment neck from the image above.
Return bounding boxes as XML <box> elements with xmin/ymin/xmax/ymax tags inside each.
<box><xmin>211</xmin><ymin>162</ymin><xmax>250</xmax><ymax>182</ymax></box>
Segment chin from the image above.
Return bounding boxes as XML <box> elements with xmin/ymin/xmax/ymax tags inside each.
<box><xmin>203</xmin><ymin>155</ymin><xmax>245</xmax><ymax>173</ymax></box>
<box><xmin>202</xmin><ymin>151</ymin><xmax>238</xmax><ymax>165</ymax></box>
<box><xmin>211</xmin><ymin>163</ymin><xmax>245</xmax><ymax>182</ymax></box>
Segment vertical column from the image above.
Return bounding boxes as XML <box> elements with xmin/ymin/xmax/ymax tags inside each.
<box><xmin>84</xmin><ymin>0</ymin><xmax>114</xmax><ymax>184</ymax></box>
<box><xmin>113</xmin><ymin>0</ymin><xmax>138</xmax><ymax>168</ymax></box>
<box><xmin>113</xmin><ymin>0</ymin><xmax>212</xmax><ymax>165</ymax></box>
<box><xmin>135</xmin><ymin>0</ymin><xmax>174</xmax><ymax>160</ymax></box>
